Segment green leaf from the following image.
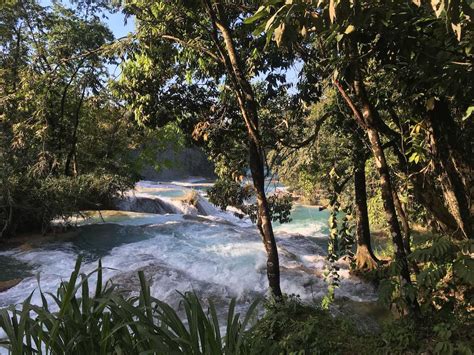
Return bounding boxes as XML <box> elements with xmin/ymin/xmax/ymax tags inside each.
<box><xmin>244</xmin><ymin>6</ymin><xmax>268</xmax><ymax>24</ymax></box>
<box><xmin>462</xmin><ymin>106</ymin><xmax>474</xmax><ymax>121</ymax></box>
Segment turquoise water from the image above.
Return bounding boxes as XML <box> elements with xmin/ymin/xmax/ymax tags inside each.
<box><xmin>0</xmin><ymin>181</ymin><xmax>376</xmax><ymax>313</ymax></box>
<box><xmin>274</xmin><ymin>205</ymin><xmax>330</xmax><ymax>236</ymax></box>
<box><xmin>149</xmin><ymin>189</ymin><xmax>187</xmax><ymax>198</ymax></box>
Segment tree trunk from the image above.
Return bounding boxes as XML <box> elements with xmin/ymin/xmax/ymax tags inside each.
<box><xmin>365</xmin><ymin>127</ymin><xmax>411</xmax><ymax>271</ymax></box>
<box><xmin>334</xmin><ymin>78</ymin><xmax>415</xmax><ymax>296</ymax></box>
<box><xmin>249</xmin><ymin>140</ymin><xmax>283</xmax><ymax>298</ymax></box>
<box><xmin>427</xmin><ymin>100</ymin><xmax>472</xmax><ymax>239</ymax></box>
<box><xmin>65</xmin><ymin>86</ymin><xmax>85</xmax><ymax>176</ymax></box>
<box><xmin>392</xmin><ymin>189</ymin><xmax>420</xmax><ymax>274</ymax></box>
<box><xmin>374</xmin><ymin>106</ymin><xmax>465</xmax><ymax>238</ymax></box>
<box><xmin>353</xmin><ymin>155</ymin><xmax>378</xmax><ymax>270</ymax></box>
<box><xmin>392</xmin><ymin>190</ymin><xmax>411</xmax><ymax>254</ymax></box>
<box><xmin>411</xmin><ymin>173</ymin><xmax>459</xmax><ymax>235</ymax></box>
<box><xmin>206</xmin><ymin>3</ymin><xmax>282</xmax><ymax>298</ymax></box>
<box><xmin>64</xmin><ymin>86</ymin><xmax>86</xmax><ymax>176</ymax></box>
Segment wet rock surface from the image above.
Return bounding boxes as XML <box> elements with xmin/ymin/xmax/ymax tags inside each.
<box><xmin>0</xmin><ymin>278</ymin><xmax>22</xmax><ymax>293</ymax></box>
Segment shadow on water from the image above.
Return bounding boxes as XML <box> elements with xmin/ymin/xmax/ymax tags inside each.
<box><xmin>69</xmin><ymin>224</ymin><xmax>157</xmax><ymax>261</ymax></box>
<box><xmin>0</xmin><ymin>255</ymin><xmax>33</xmax><ymax>281</ymax></box>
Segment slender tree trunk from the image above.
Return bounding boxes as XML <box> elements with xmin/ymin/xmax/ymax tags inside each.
<box><xmin>353</xmin><ymin>155</ymin><xmax>378</xmax><ymax>270</ymax></box>
<box><xmin>206</xmin><ymin>2</ymin><xmax>282</xmax><ymax>298</ymax></box>
<box><xmin>392</xmin><ymin>190</ymin><xmax>411</xmax><ymax>254</ymax></box>
<box><xmin>365</xmin><ymin>127</ymin><xmax>411</xmax><ymax>273</ymax></box>
<box><xmin>249</xmin><ymin>139</ymin><xmax>283</xmax><ymax>297</ymax></box>
<box><xmin>392</xmin><ymin>190</ymin><xmax>420</xmax><ymax>274</ymax></box>
<box><xmin>65</xmin><ymin>86</ymin><xmax>85</xmax><ymax>177</ymax></box>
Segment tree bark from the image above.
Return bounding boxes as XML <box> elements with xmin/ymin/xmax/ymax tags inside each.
<box><xmin>65</xmin><ymin>86</ymin><xmax>85</xmax><ymax>176</ymax></box>
<box><xmin>411</xmin><ymin>169</ymin><xmax>459</xmax><ymax>234</ymax></box>
<box><xmin>205</xmin><ymin>2</ymin><xmax>282</xmax><ymax>298</ymax></box>
<box><xmin>365</xmin><ymin>98</ymin><xmax>467</xmax><ymax>238</ymax></box>
<box><xmin>353</xmin><ymin>154</ymin><xmax>378</xmax><ymax>270</ymax></box>
<box><xmin>334</xmin><ymin>79</ymin><xmax>415</xmax><ymax>292</ymax></box>
<box><xmin>392</xmin><ymin>190</ymin><xmax>411</xmax><ymax>254</ymax></box>
<box><xmin>392</xmin><ymin>189</ymin><xmax>421</xmax><ymax>274</ymax></box>
<box><xmin>427</xmin><ymin>100</ymin><xmax>472</xmax><ymax>239</ymax></box>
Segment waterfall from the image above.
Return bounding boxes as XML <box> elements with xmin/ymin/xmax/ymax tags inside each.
<box><xmin>0</xmin><ymin>180</ymin><xmax>377</xmax><ymax>324</ymax></box>
<box><xmin>113</xmin><ymin>193</ymin><xmax>199</xmax><ymax>215</ymax></box>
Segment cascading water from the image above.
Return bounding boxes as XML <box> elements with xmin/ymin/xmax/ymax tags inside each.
<box><xmin>0</xmin><ymin>179</ymin><xmax>377</xmax><ymax>317</ymax></box>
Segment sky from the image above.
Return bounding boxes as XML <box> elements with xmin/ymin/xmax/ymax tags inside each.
<box><xmin>102</xmin><ymin>10</ymin><xmax>135</xmax><ymax>39</ymax></box>
<box><xmin>102</xmin><ymin>11</ymin><xmax>134</xmax><ymax>76</ymax></box>
<box><xmin>39</xmin><ymin>0</ymin><xmax>135</xmax><ymax>38</ymax></box>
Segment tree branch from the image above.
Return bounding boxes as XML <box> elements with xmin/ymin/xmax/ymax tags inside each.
<box><xmin>278</xmin><ymin>111</ymin><xmax>332</xmax><ymax>149</ymax></box>
<box><xmin>333</xmin><ymin>79</ymin><xmax>367</xmax><ymax>129</ymax></box>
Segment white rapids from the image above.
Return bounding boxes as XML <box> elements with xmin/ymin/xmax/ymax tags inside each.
<box><xmin>0</xmin><ymin>178</ymin><xmax>376</xmax><ymax>313</ymax></box>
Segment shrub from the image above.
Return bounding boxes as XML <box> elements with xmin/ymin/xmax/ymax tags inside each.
<box><xmin>246</xmin><ymin>295</ymin><xmax>378</xmax><ymax>354</ymax></box>
<box><xmin>0</xmin><ymin>173</ymin><xmax>134</xmax><ymax>237</ymax></box>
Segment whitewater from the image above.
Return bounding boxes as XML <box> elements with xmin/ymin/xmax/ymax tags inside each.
<box><xmin>0</xmin><ymin>179</ymin><xmax>376</xmax><ymax>316</ymax></box>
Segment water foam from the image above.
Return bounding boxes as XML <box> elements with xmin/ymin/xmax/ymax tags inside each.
<box><xmin>0</xmin><ymin>181</ymin><xmax>376</xmax><ymax>320</ymax></box>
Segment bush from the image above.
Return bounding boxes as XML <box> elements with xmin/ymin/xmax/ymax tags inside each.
<box><xmin>0</xmin><ymin>173</ymin><xmax>134</xmax><ymax>237</ymax></box>
<box><xmin>246</xmin><ymin>295</ymin><xmax>377</xmax><ymax>354</ymax></box>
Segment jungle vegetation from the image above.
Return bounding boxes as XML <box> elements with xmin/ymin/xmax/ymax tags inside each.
<box><xmin>0</xmin><ymin>0</ymin><xmax>472</xmax><ymax>353</ymax></box>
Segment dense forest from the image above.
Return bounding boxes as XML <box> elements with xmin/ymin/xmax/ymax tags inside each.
<box><xmin>0</xmin><ymin>0</ymin><xmax>472</xmax><ymax>354</ymax></box>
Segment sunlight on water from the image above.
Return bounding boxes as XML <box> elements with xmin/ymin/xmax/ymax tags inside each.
<box><xmin>274</xmin><ymin>205</ymin><xmax>330</xmax><ymax>238</ymax></box>
<box><xmin>0</xmin><ymin>180</ymin><xmax>376</xmax><ymax>317</ymax></box>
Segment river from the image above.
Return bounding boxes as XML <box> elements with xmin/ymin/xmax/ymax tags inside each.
<box><xmin>0</xmin><ymin>178</ymin><xmax>377</xmax><ymax>317</ymax></box>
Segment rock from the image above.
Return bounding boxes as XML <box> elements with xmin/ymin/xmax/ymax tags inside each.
<box><xmin>0</xmin><ymin>278</ymin><xmax>21</xmax><ymax>293</ymax></box>
<box><xmin>18</xmin><ymin>243</ymin><xmax>33</xmax><ymax>252</ymax></box>
<box><xmin>113</xmin><ymin>194</ymin><xmax>188</xmax><ymax>214</ymax></box>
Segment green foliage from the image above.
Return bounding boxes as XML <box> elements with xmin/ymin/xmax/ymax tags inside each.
<box><xmin>275</xmin><ymin>87</ymin><xmax>356</xmax><ymax>207</ymax></box>
<box><xmin>266</xmin><ymin>193</ymin><xmax>293</xmax><ymax>225</ymax></box>
<box><xmin>0</xmin><ymin>1</ymin><xmax>148</xmax><ymax>237</ymax></box>
<box><xmin>247</xmin><ymin>295</ymin><xmax>377</xmax><ymax>354</ymax></box>
<box><xmin>322</xmin><ymin>180</ymin><xmax>355</xmax><ymax>309</ymax></box>
<box><xmin>208</xmin><ymin>178</ymin><xmax>293</xmax><ymax>225</ymax></box>
<box><xmin>0</xmin><ymin>257</ymin><xmax>260</xmax><ymax>355</ymax></box>
<box><xmin>380</xmin><ymin>317</ymin><xmax>473</xmax><ymax>355</ymax></box>
<box><xmin>1</xmin><ymin>261</ymin><xmax>471</xmax><ymax>354</ymax></box>
<box><xmin>380</xmin><ymin>318</ymin><xmax>419</xmax><ymax>353</ymax></box>
<box><xmin>410</xmin><ymin>237</ymin><xmax>474</xmax><ymax>314</ymax></box>
<box><xmin>369</xmin><ymin>233</ymin><xmax>473</xmax><ymax>321</ymax></box>
<box><xmin>367</xmin><ymin>188</ymin><xmax>388</xmax><ymax>231</ymax></box>
<box><xmin>208</xmin><ymin>179</ymin><xmax>253</xmax><ymax>212</ymax></box>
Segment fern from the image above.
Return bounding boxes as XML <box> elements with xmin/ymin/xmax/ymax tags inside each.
<box><xmin>417</xmin><ymin>264</ymin><xmax>447</xmax><ymax>289</ymax></box>
<box><xmin>410</xmin><ymin>237</ymin><xmax>453</xmax><ymax>263</ymax></box>
<box><xmin>453</xmin><ymin>257</ymin><xmax>474</xmax><ymax>286</ymax></box>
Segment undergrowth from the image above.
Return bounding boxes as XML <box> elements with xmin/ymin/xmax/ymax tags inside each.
<box><xmin>1</xmin><ymin>257</ymin><xmax>472</xmax><ymax>354</ymax></box>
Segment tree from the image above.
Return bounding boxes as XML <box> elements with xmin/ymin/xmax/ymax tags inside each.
<box><xmin>352</xmin><ymin>133</ymin><xmax>379</xmax><ymax>269</ymax></box>
<box><xmin>247</xmin><ymin>0</ymin><xmax>473</xmax><ymax>312</ymax></box>
<box><xmin>119</xmin><ymin>0</ymin><xmax>299</xmax><ymax>298</ymax></box>
<box><xmin>0</xmin><ymin>0</ymin><xmax>140</xmax><ymax>237</ymax></box>
<box><xmin>272</xmin><ymin>84</ymin><xmax>380</xmax><ymax>269</ymax></box>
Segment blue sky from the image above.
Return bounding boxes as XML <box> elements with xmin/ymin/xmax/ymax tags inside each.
<box><xmin>103</xmin><ymin>10</ymin><xmax>134</xmax><ymax>39</ymax></box>
<box><xmin>39</xmin><ymin>0</ymin><xmax>135</xmax><ymax>38</ymax></box>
